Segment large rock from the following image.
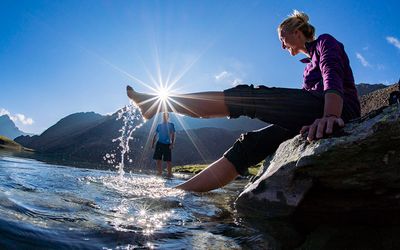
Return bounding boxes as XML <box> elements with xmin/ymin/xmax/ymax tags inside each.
<box><xmin>236</xmin><ymin>91</ymin><xmax>400</xmax><ymax>220</ymax></box>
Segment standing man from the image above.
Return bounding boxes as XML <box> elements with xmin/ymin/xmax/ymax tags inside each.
<box><xmin>152</xmin><ymin>112</ymin><xmax>176</xmax><ymax>177</ymax></box>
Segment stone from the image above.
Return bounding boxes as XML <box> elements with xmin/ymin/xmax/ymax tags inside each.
<box><xmin>236</xmin><ymin>100</ymin><xmax>400</xmax><ymax>220</ymax></box>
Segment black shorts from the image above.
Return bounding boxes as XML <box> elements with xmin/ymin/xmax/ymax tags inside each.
<box><xmin>223</xmin><ymin>84</ymin><xmax>361</xmax><ymax>175</ymax></box>
<box><xmin>153</xmin><ymin>142</ymin><xmax>172</xmax><ymax>162</ymax></box>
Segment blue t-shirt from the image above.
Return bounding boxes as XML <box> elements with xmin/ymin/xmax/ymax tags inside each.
<box><xmin>156</xmin><ymin>122</ymin><xmax>175</xmax><ymax>144</ymax></box>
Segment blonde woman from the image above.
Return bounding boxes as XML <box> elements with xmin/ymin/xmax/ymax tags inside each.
<box><xmin>127</xmin><ymin>10</ymin><xmax>360</xmax><ymax>192</ymax></box>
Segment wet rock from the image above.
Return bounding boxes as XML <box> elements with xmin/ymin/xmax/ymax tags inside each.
<box><xmin>236</xmin><ymin>94</ymin><xmax>400</xmax><ymax>220</ymax></box>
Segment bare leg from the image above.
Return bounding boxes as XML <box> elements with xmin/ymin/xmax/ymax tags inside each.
<box><xmin>156</xmin><ymin>160</ymin><xmax>162</xmax><ymax>175</ymax></box>
<box><xmin>175</xmin><ymin>157</ymin><xmax>239</xmax><ymax>192</ymax></box>
<box><xmin>166</xmin><ymin>161</ymin><xmax>172</xmax><ymax>177</ymax></box>
<box><xmin>127</xmin><ymin>85</ymin><xmax>229</xmax><ymax>120</ymax></box>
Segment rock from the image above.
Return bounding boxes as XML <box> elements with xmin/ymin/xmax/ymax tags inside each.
<box><xmin>235</xmin><ymin>92</ymin><xmax>400</xmax><ymax>221</ymax></box>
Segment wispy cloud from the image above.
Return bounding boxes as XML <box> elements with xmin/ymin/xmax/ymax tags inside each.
<box><xmin>377</xmin><ymin>64</ymin><xmax>385</xmax><ymax>70</ymax></box>
<box><xmin>356</xmin><ymin>53</ymin><xmax>371</xmax><ymax>67</ymax></box>
<box><xmin>386</xmin><ymin>36</ymin><xmax>400</xmax><ymax>49</ymax></box>
<box><xmin>232</xmin><ymin>78</ymin><xmax>243</xmax><ymax>86</ymax></box>
<box><xmin>215</xmin><ymin>71</ymin><xmax>230</xmax><ymax>81</ymax></box>
<box><xmin>214</xmin><ymin>58</ymin><xmax>251</xmax><ymax>86</ymax></box>
<box><xmin>214</xmin><ymin>70</ymin><xmax>244</xmax><ymax>86</ymax></box>
<box><xmin>0</xmin><ymin>108</ymin><xmax>34</xmax><ymax>125</ymax></box>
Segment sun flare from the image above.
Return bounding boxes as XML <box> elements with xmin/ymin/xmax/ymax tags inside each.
<box><xmin>157</xmin><ymin>87</ymin><xmax>170</xmax><ymax>102</ymax></box>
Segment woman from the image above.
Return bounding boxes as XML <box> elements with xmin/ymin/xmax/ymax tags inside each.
<box><xmin>127</xmin><ymin>10</ymin><xmax>360</xmax><ymax>192</ymax></box>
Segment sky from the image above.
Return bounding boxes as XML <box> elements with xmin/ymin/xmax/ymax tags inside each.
<box><xmin>1</xmin><ymin>0</ymin><xmax>399</xmax><ymax>134</ymax></box>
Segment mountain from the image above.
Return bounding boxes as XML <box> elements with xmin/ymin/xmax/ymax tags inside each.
<box><xmin>0</xmin><ymin>115</ymin><xmax>30</xmax><ymax>139</ymax></box>
<box><xmin>134</xmin><ymin>113</ymin><xmax>266</xmax><ymax>133</ymax></box>
<box><xmin>359</xmin><ymin>83</ymin><xmax>399</xmax><ymax>116</ymax></box>
<box><xmin>356</xmin><ymin>83</ymin><xmax>389</xmax><ymax>97</ymax></box>
<box><xmin>16</xmin><ymin>112</ymin><xmax>107</xmax><ymax>151</ymax></box>
<box><xmin>15</xmin><ymin>110</ymin><xmax>246</xmax><ymax>169</ymax></box>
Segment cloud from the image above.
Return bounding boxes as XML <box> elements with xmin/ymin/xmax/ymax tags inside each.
<box><xmin>214</xmin><ymin>70</ymin><xmax>243</xmax><ymax>86</ymax></box>
<box><xmin>356</xmin><ymin>53</ymin><xmax>371</xmax><ymax>67</ymax></box>
<box><xmin>386</xmin><ymin>36</ymin><xmax>400</xmax><ymax>49</ymax></box>
<box><xmin>0</xmin><ymin>108</ymin><xmax>11</xmax><ymax>116</ymax></box>
<box><xmin>0</xmin><ymin>108</ymin><xmax>34</xmax><ymax>125</ymax></box>
<box><xmin>232</xmin><ymin>78</ymin><xmax>243</xmax><ymax>86</ymax></box>
<box><xmin>12</xmin><ymin>114</ymin><xmax>34</xmax><ymax>125</ymax></box>
<box><xmin>377</xmin><ymin>64</ymin><xmax>385</xmax><ymax>70</ymax></box>
<box><xmin>214</xmin><ymin>58</ymin><xmax>251</xmax><ymax>86</ymax></box>
<box><xmin>215</xmin><ymin>71</ymin><xmax>230</xmax><ymax>81</ymax></box>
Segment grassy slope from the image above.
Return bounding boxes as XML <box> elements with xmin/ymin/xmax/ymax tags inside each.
<box><xmin>173</xmin><ymin>161</ymin><xmax>263</xmax><ymax>176</ymax></box>
<box><xmin>0</xmin><ymin>135</ymin><xmax>33</xmax><ymax>151</ymax></box>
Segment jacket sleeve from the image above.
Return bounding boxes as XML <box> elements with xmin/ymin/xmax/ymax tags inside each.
<box><xmin>317</xmin><ymin>34</ymin><xmax>345</xmax><ymax>97</ymax></box>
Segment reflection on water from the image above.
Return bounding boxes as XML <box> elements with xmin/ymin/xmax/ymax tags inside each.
<box><xmin>0</xmin><ymin>154</ymin><xmax>267</xmax><ymax>249</ymax></box>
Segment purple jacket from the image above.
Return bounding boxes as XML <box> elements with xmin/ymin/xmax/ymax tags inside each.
<box><xmin>301</xmin><ymin>34</ymin><xmax>360</xmax><ymax>119</ymax></box>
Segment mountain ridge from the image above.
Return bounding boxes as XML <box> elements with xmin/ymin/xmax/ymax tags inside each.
<box><xmin>0</xmin><ymin>115</ymin><xmax>30</xmax><ymax>139</ymax></box>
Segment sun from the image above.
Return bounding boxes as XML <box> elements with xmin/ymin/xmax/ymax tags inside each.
<box><xmin>157</xmin><ymin>86</ymin><xmax>170</xmax><ymax>102</ymax></box>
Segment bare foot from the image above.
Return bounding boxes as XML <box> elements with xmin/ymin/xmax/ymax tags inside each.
<box><xmin>126</xmin><ymin>85</ymin><xmax>158</xmax><ymax>119</ymax></box>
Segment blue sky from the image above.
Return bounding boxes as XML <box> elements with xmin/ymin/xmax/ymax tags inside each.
<box><xmin>1</xmin><ymin>0</ymin><xmax>399</xmax><ymax>134</ymax></box>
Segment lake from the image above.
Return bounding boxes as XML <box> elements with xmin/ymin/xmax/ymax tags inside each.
<box><xmin>0</xmin><ymin>152</ymin><xmax>269</xmax><ymax>249</ymax></box>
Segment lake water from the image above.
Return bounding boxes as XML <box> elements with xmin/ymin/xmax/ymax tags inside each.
<box><xmin>3</xmin><ymin>154</ymin><xmax>400</xmax><ymax>249</ymax></box>
<box><xmin>0</xmin><ymin>153</ymin><xmax>269</xmax><ymax>249</ymax></box>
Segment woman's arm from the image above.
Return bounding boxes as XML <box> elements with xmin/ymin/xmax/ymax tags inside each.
<box><xmin>301</xmin><ymin>92</ymin><xmax>344</xmax><ymax>141</ymax></box>
<box><xmin>301</xmin><ymin>35</ymin><xmax>347</xmax><ymax>141</ymax></box>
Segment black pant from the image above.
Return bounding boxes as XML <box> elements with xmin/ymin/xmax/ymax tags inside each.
<box><xmin>223</xmin><ymin>84</ymin><xmax>360</xmax><ymax>175</ymax></box>
<box><xmin>153</xmin><ymin>142</ymin><xmax>172</xmax><ymax>162</ymax></box>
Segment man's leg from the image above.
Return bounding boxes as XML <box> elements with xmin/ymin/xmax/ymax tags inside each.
<box><xmin>166</xmin><ymin>161</ymin><xmax>172</xmax><ymax>177</ymax></box>
<box><xmin>156</xmin><ymin>160</ymin><xmax>163</xmax><ymax>175</ymax></box>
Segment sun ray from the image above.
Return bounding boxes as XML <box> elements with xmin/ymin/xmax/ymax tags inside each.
<box><xmin>75</xmin><ymin>45</ymin><xmax>159</xmax><ymax>93</ymax></box>
<box><xmin>154</xmin><ymin>43</ymin><xmax>164</xmax><ymax>90</ymax></box>
<box><xmin>138</xmin><ymin>104</ymin><xmax>164</xmax><ymax>167</ymax></box>
<box><xmin>167</xmin><ymin>40</ymin><xmax>216</xmax><ymax>90</ymax></box>
<box><xmin>134</xmin><ymin>96</ymin><xmax>159</xmax><ymax>106</ymax></box>
<box><xmin>167</xmin><ymin>98</ymin><xmax>203</xmax><ymax>118</ymax></box>
<box><xmin>139</xmin><ymin>56</ymin><xmax>162</xmax><ymax>91</ymax></box>
<box><xmin>164</xmin><ymin>100</ymin><xmax>210</xmax><ymax>163</ymax></box>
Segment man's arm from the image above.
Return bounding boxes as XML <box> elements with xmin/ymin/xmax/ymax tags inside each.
<box><xmin>170</xmin><ymin>132</ymin><xmax>175</xmax><ymax>149</ymax></box>
<box><xmin>152</xmin><ymin>133</ymin><xmax>157</xmax><ymax>148</ymax></box>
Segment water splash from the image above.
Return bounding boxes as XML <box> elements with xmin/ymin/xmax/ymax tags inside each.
<box><xmin>104</xmin><ymin>102</ymin><xmax>146</xmax><ymax>177</ymax></box>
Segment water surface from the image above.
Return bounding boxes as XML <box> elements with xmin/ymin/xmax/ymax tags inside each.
<box><xmin>0</xmin><ymin>153</ymin><xmax>267</xmax><ymax>249</ymax></box>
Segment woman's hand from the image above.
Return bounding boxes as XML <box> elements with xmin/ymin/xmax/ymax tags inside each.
<box><xmin>300</xmin><ymin>116</ymin><xmax>344</xmax><ymax>141</ymax></box>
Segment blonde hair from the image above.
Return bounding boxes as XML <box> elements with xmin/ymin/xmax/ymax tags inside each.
<box><xmin>278</xmin><ymin>10</ymin><xmax>315</xmax><ymax>41</ymax></box>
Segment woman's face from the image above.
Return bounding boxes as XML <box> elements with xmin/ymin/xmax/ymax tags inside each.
<box><xmin>279</xmin><ymin>29</ymin><xmax>305</xmax><ymax>56</ymax></box>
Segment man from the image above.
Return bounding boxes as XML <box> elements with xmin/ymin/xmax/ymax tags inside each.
<box><xmin>152</xmin><ymin>112</ymin><xmax>175</xmax><ymax>177</ymax></box>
